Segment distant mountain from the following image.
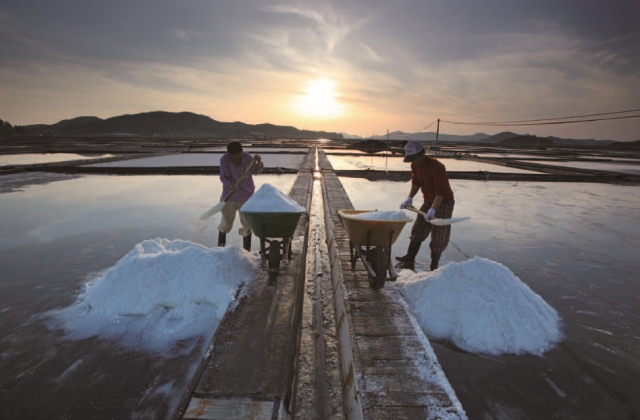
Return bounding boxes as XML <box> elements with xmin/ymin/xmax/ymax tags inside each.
<box><xmin>24</xmin><ymin>116</ymin><xmax>102</xmax><ymax>134</ymax></box>
<box><xmin>22</xmin><ymin>111</ymin><xmax>342</xmax><ymax>139</ymax></box>
<box><xmin>350</xmin><ymin>130</ymin><xmax>622</xmax><ymax>148</ymax></box>
<box><xmin>482</xmin><ymin>132</ymin><xmax>520</xmax><ymax>143</ymax></box>
<box><xmin>339</xmin><ymin>132</ymin><xmax>362</xmax><ymax>139</ymax></box>
<box><xmin>486</xmin><ymin>132</ymin><xmax>616</xmax><ymax>147</ymax></box>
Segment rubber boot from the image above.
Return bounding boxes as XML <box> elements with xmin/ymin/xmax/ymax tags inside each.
<box><xmin>243</xmin><ymin>234</ymin><xmax>252</xmax><ymax>252</ymax></box>
<box><xmin>395</xmin><ymin>240</ymin><xmax>422</xmax><ymax>262</ymax></box>
<box><xmin>218</xmin><ymin>231</ymin><xmax>226</xmax><ymax>247</ymax></box>
<box><xmin>430</xmin><ymin>252</ymin><xmax>442</xmax><ymax>271</ymax></box>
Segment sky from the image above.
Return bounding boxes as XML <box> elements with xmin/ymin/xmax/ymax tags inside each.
<box><xmin>0</xmin><ymin>0</ymin><xmax>639</xmax><ymax>141</ymax></box>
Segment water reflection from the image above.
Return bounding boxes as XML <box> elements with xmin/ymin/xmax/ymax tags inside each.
<box><xmin>327</xmin><ymin>155</ymin><xmax>544</xmax><ymax>173</ymax></box>
<box><xmin>88</xmin><ymin>153</ymin><xmax>306</xmax><ymax>169</ymax></box>
<box><xmin>0</xmin><ymin>173</ymin><xmax>296</xmax><ymax>418</ymax></box>
<box><xmin>0</xmin><ymin>153</ymin><xmax>116</xmax><ymax>166</ymax></box>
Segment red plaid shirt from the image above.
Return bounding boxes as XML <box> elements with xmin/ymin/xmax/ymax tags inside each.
<box><xmin>411</xmin><ymin>156</ymin><xmax>454</xmax><ymax>204</ymax></box>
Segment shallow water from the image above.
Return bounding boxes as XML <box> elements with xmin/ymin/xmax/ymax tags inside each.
<box><xmin>0</xmin><ymin>173</ymin><xmax>295</xmax><ymax>419</ymax></box>
<box><xmin>328</xmin><ymin>155</ymin><xmax>544</xmax><ymax>173</ymax></box>
<box><xmin>0</xmin><ymin>153</ymin><xmax>117</xmax><ymax>166</ymax></box>
<box><xmin>340</xmin><ymin>177</ymin><xmax>640</xmax><ymax>419</ymax></box>
<box><xmin>88</xmin><ymin>153</ymin><xmax>305</xmax><ymax>168</ymax></box>
<box><xmin>520</xmin><ymin>160</ymin><xmax>640</xmax><ymax>175</ymax></box>
<box><xmin>2</xmin><ymin>160</ymin><xmax>638</xmax><ymax>419</ymax></box>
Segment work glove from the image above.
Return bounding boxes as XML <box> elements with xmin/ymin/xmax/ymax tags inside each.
<box><xmin>424</xmin><ymin>208</ymin><xmax>436</xmax><ymax>221</ymax></box>
<box><xmin>400</xmin><ymin>196</ymin><xmax>413</xmax><ymax>209</ymax></box>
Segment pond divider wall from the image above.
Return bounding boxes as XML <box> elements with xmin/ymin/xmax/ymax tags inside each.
<box><xmin>321</xmin><ymin>171</ymin><xmax>365</xmax><ymax>420</ymax></box>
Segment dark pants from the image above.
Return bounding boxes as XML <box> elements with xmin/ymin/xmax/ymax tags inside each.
<box><xmin>409</xmin><ymin>200</ymin><xmax>455</xmax><ymax>254</ymax></box>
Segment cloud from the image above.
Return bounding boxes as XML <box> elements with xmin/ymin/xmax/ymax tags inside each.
<box><xmin>0</xmin><ymin>0</ymin><xmax>638</xmax><ymax>139</ymax></box>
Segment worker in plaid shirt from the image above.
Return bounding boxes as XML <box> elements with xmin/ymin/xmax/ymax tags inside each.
<box><xmin>397</xmin><ymin>140</ymin><xmax>455</xmax><ymax>271</ymax></box>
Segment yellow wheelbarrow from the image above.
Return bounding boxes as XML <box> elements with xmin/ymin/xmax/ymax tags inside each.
<box><xmin>338</xmin><ymin>210</ymin><xmax>412</xmax><ymax>289</ymax></box>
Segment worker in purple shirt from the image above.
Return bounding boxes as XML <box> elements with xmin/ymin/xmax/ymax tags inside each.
<box><xmin>218</xmin><ymin>141</ymin><xmax>264</xmax><ymax>250</ymax></box>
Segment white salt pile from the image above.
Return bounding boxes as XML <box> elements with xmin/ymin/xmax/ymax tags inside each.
<box><xmin>397</xmin><ymin>257</ymin><xmax>562</xmax><ymax>356</ymax></box>
<box><xmin>47</xmin><ymin>238</ymin><xmax>259</xmax><ymax>358</ymax></box>
<box><xmin>352</xmin><ymin>210</ymin><xmax>410</xmax><ymax>221</ymax></box>
<box><xmin>241</xmin><ymin>183</ymin><xmax>305</xmax><ymax>213</ymax></box>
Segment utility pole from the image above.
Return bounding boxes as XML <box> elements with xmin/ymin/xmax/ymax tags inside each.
<box><xmin>435</xmin><ymin>118</ymin><xmax>440</xmax><ymax>157</ymax></box>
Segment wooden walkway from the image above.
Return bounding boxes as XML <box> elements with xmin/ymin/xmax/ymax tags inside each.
<box><xmin>318</xmin><ymin>150</ymin><xmax>466</xmax><ymax>419</ymax></box>
<box><xmin>174</xmin><ymin>151</ymin><xmax>315</xmax><ymax>420</ymax></box>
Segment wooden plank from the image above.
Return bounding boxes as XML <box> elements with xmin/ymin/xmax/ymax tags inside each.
<box><xmin>183</xmin><ymin>398</ymin><xmax>274</xmax><ymax>420</ymax></box>
<box><xmin>350</xmin><ymin>312</ymin><xmax>413</xmax><ymax>326</ymax></box>
<box><xmin>346</xmin><ymin>288</ymin><xmax>396</xmax><ymax>302</ymax></box>
<box><xmin>371</xmin><ymin>405</ymin><xmax>461</xmax><ymax>420</ymax></box>
<box><xmin>357</xmin><ymin>334</ymin><xmax>424</xmax><ymax>350</ymax></box>
<box><xmin>365</xmin><ymin>374</ymin><xmax>444</xmax><ymax>393</ymax></box>
<box><xmin>368</xmin><ymin>391</ymin><xmax>455</xmax><ymax>408</ymax></box>
<box><xmin>370</xmin><ymin>406</ymin><xmax>429</xmax><ymax>420</ymax></box>
<box><xmin>354</xmin><ymin>323</ymin><xmax>416</xmax><ymax>336</ymax></box>
<box><xmin>361</xmin><ymin>359</ymin><xmax>433</xmax><ymax>376</ymax></box>
<box><xmin>349</xmin><ymin>301</ymin><xmax>406</xmax><ymax>318</ymax></box>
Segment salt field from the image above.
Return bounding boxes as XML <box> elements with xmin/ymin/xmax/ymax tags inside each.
<box><xmin>1</xmin><ymin>149</ymin><xmax>638</xmax><ymax>419</ymax></box>
<box><xmin>2</xmin><ymin>0</ymin><xmax>638</xmax><ymax>415</ymax></box>
<box><xmin>200</xmin><ymin>147</ymin><xmax>309</xmax><ymax>153</ymax></box>
<box><xmin>0</xmin><ymin>173</ymin><xmax>295</xmax><ymax>418</ymax></box>
<box><xmin>340</xmin><ymin>176</ymin><xmax>640</xmax><ymax>418</ymax></box>
<box><xmin>0</xmin><ymin>153</ymin><xmax>117</xmax><ymax>166</ymax></box>
<box><xmin>328</xmin><ymin>155</ymin><xmax>545</xmax><ymax>173</ymax></box>
<box><xmin>575</xmin><ymin>155</ymin><xmax>640</xmax><ymax>162</ymax></box>
<box><xmin>475</xmin><ymin>153</ymin><xmax>557</xmax><ymax>159</ymax></box>
<box><xmin>520</xmin><ymin>160</ymin><xmax>640</xmax><ymax>175</ymax></box>
<box><xmin>87</xmin><ymin>153</ymin><xmax>306</xmax><ymax>169</ymax></box>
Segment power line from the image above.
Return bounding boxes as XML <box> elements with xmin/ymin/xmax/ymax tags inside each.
<box><xmin>422</xmin><ymin>120</ymin><xmax>438</xmax><ymax>131</ymax></box>
<box><xmin>442</xmin><ymin>113</ymin><xmax>640</xmax><ymax>127</ymax></box>
<box><xmin>441</xmin><ymin>108</ymin><xmax>640</xmax><ymax>126</ymax></box>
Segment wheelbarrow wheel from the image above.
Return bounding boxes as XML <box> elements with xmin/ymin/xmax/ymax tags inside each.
<box><xmin>367</xmin><ymin>247</ymin><xmax>387</xmax><ymax>289</ymax></box>
<box><xmin>268</xmin><ymin>239</ymin><xmax>281</xmax><ymax>270</ymax></box>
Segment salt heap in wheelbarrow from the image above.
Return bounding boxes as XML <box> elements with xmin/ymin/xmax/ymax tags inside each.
<box><xmin>352</xmin><ymin>210</ymin><xmax>409</xmax><ymax>220</ymax></box>
<box><xmin>241</xmin><ymin>184</ymin><xmax>305</xmax><ymax>212</ymax></box>
<box><xmin>241</xmin><ymin>184</ymin><xmax>305</xmax><ymax>269</ymax></box>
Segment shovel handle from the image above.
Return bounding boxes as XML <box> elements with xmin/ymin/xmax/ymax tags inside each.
<box><xmin>222</xmin><ymin>158</ymin><xmax>257</xmax><ymax>202</ymax></box>
<box><xmin>404</xmin><ymin>204</ymin><xmax>429</xmax><ymax>218</ymax></box>
<box><xmin>404</xmin><ymin>205</ymin><xmax>471</xmax><ymax>226</ymax></box>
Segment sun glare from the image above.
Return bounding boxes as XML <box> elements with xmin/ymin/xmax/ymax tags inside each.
<box><xmin>294</xmin><ymin>79</ymin><xmax>343</xmax><ymax>119</ymax></box>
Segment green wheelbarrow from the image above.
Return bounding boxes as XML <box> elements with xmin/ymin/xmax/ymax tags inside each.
<box><xmin>241</xmin><ymin>210</ymin><xmax>305</xmax><ymax>271</ymax></box>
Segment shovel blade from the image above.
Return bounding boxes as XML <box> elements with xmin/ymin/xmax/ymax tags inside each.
<box><xmin>429</xmin><ymin>216</ymin><xmax>471</xmax><ymax>226</ymax></box>
<box><xmin>200</xmin><ymin>201</ymin><xmax>226</xmax><ymax>220</ymax></box>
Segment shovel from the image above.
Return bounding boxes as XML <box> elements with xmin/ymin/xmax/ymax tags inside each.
<box><xmin>200</xmin><ymin>158</ymin><xmax>257</xmax><ymax>220</ymax></box>
<box><xmin>404</xmin><ymin>204</ymin><xmax>470</xmax><ymax>225</ymax></box>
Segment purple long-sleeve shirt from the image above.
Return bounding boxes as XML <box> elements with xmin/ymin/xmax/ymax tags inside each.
<box><xmin>219</xmin><ymin>151</ymin><xmax>263</xmax><ymax>203</ymax></box>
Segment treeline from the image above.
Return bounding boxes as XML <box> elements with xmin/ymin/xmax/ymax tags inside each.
<box><xmin>0</xmin><ymin>119</ymin><xmax>25</xmax><ymax>135</ymax></box>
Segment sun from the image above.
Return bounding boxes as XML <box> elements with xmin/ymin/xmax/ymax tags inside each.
<box><xmin>294</xmin><ymin>79</ymin><xmax>344</xmax><ymax>118</ymax></box>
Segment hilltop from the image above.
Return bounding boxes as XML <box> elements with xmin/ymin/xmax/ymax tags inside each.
<box><xmin>20</xmin><ymin>111</ymin><xmax>342</xmax><ymax>139</ymax></box>
<box><xmin>363</xmin><ymin>130</ymin><xmax>623</xmax><ymax>148</ymax></box>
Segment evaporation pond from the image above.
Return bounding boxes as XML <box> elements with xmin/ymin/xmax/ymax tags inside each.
<box><xmin>87</xmin><ymin>153</ymin><xmax>306</xmax><ymax>169</ymax></box>
<box><xmin>0</xmin><ymin>153</ymin><xmax>117</xmax><ymax>166</ymax></box>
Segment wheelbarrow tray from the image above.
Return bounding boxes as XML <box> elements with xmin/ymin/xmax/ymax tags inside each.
<box><xmin>241</xmin><ymin>210</ymin><xmax>305</xmax><ymax>239</ymax></box>
<box><xmin>338</xmin><ymin>210</ymin><xmax>412</xmax><ymax>247</ymax></box>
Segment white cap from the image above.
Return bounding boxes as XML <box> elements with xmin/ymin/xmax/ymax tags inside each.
<box><xmin>403</xmin><ymin>140</ymin><xmax>424</xmax><ymax>162</ymax></box>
